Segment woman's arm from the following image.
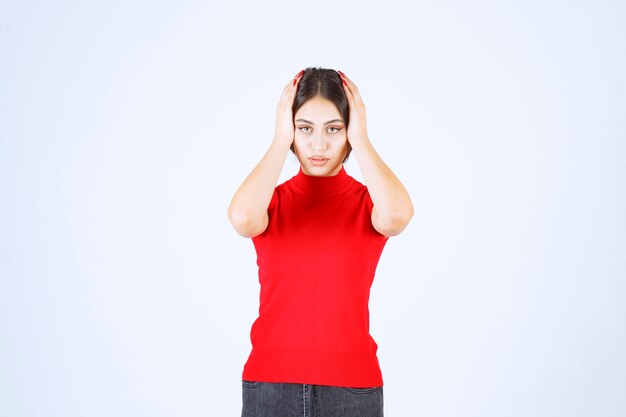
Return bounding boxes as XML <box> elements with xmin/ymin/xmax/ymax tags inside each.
<box><xmin>339</xmin><ymin>71</ymin><xmax>414</xmax><ymax>237</ymax></box>
<box><xmin>227</xmin><ymin>71</ymin><xmax>304</xmax><ymax>237</ymax></box>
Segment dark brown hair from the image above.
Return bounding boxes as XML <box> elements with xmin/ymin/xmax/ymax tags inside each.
<box><xmin>291</xmin><ymin>67</ymin><xmax>352</xmax><ymax>162</ymax></box>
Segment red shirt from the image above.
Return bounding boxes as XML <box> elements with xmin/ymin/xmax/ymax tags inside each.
<box><xmin>242</xmin><ymin>166</ymin><xmax>389</xmax><ymax>387</ymax></box>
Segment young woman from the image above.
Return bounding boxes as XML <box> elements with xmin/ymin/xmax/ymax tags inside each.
<box><xmin>228</xmin><ymin>67</ymin><xmax>413</xmax><ymax>417</ymax></box>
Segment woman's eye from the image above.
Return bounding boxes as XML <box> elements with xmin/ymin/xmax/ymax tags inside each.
<box><xmin>328</xmin><ymin>127</ymin><xmax>341</xmax><ymax>133</ymax></box>
<box><xmin>299</xmin><ymin>127</ymin><xmax>311</xmax><ymax>133</ymax></box>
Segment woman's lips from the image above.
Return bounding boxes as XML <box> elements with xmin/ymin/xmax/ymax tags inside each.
<box><xmin>309</xmin><ymin>156</ymin><xmax>328</xmax><ymax>166</ymax></box>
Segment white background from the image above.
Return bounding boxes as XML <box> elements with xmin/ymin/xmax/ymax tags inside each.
<box><xmin>1</xmin><ymin>1</ymin><xmax>625</xmax><ymax>416</ymax></box>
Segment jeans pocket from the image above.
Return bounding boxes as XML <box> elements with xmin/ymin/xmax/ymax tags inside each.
<box><xmin>242</xmin><ymin>380</ymin><xmax>263</xmax><ymax>389</ymax></box>
<box><xmin>342</xmin><ymin>386</ymin><xmax>382</xmax><ymax>394</ymax></box>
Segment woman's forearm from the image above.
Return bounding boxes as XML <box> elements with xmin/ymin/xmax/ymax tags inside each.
<box><xmin>351</xmin><ymin>136</ymin><xmax>414</xmax><ymax>236</ymax></box>
<box><xmin>227</xmin><ymin>137</ymin><xmax>291</xmax><ymax>237</ymax></box>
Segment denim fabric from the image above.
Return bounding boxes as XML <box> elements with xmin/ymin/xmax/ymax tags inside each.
<box><xmin>241</xmin><ymin>380</ymin><xmax>384</xmax><ymax>417</ymax></box>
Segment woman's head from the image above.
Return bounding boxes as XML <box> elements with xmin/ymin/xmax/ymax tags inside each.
<box><xmin>291</xmin><ymin>67</ymin><xmax>351</xmax><ymax>176</ymax></box>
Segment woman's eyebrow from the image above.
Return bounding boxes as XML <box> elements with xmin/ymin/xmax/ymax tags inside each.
<box><xmin>295</xmin><ymin>119</ymin><xmax>343</xmax><ymax>125</ymax></box>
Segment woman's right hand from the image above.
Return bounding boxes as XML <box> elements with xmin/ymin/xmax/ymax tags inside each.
<box><xmin>273</xmin><ymin>70</ymin><xmax>304</xmax><ymax>146</ymax></box>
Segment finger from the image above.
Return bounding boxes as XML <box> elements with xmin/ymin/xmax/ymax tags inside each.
<box><xmin>281</xmin><ymin>70</ymin><xmax>304</xmax><ymax>94</ymax></box>
<box><xmin>339</xmin><ymin>73</ymin><xmax>365</xmax><ymax>108</ymax></box>
<box><xmin>338</xmin><ymin>71</ymin><xmax>357</xmax><ymax>90</ymax></box>
<box><xmin>278</xmin><ymin>71</ymin><xmax>304</xmax><ymax>107</ymax></box>
<box><xmin>342</xmin><ymin>81</ymin><xmax>355</xmax><ymax>107</ymax></box>
<box><xmin>339</xmin><ymin>71</ymin><xmax>355</xmax><ymax>97</ymax></box>
<box><xmin>293</xmin><ymin>69</ymin><xmax>305</xmax><ymax>85</ymax></box>
<box><xmin>340</xmin><ymin>75</ymin><xmax>356</xmax><ymax>108</ymax></box>
<box><xmin>286</xmin><ymin>70</ymin><xmax>305</xmax><ymax>98</ymax></box>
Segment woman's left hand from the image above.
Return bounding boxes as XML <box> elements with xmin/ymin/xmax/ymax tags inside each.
<box><xmin>339</xmin><ymin>71</ymin><xmax>369</xmax><ymax>146</ymax></box>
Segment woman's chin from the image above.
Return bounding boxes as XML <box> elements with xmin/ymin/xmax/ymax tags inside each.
<box><xmin>302</xmin><ymin>162</ymin><xmax>342</xmax><ymax>177</ymax></box>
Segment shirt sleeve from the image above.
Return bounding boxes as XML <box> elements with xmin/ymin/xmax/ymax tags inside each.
<box><xmin>252</xmin><ymin>188</ymin><xmax>278</xmax><ymax>241</ymax></box>
<box><xmin>267</xmin><ymin>187</ymin><xmax>279</xmax><ymax>216</ymax></box>
<box><xmin>363</xmin><ymin>186</ymin><xmax>374</xmax><ymax>215</ymax></box>
<box><xmin>364</xmin><ymin>186</ymin><xmax>389</xmax><ymax>239</ymax></box>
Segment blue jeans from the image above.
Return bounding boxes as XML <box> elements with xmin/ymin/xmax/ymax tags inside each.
<box><xmin>241</xmin><ymin>380</ymin><xmax>384</xmax><ymax>417</ymax></box>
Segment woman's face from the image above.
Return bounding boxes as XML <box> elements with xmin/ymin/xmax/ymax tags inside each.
<box><xmin>293</xmin><ymin>95</ymin><xmax>348</xmax><ymax>177</ymax></box>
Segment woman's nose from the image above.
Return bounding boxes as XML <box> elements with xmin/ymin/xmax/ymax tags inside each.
<box><xmin>311</xmin><ymin>134</ymin><xmax>326</xmax><ymax>152</ymax></box>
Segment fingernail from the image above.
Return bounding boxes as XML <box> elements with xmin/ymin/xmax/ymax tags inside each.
<box><xmin>293</xmin><ymin>78</ymin><xmax>297</xmax><ymax>86</ymax></box>
<box><xmin>338</xmin><ymin>70</ymin><xmax>346</xmax><ymax>77</ymax></box>
<box><xmin>342</xmin><ymin>79</ymin><xmax>346</xmax><ymax>85</ymax></box>
<box><xmin>297</xmin><ymin>70</ymin><xmax>305</xmax><ymax>77</ymax></box>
